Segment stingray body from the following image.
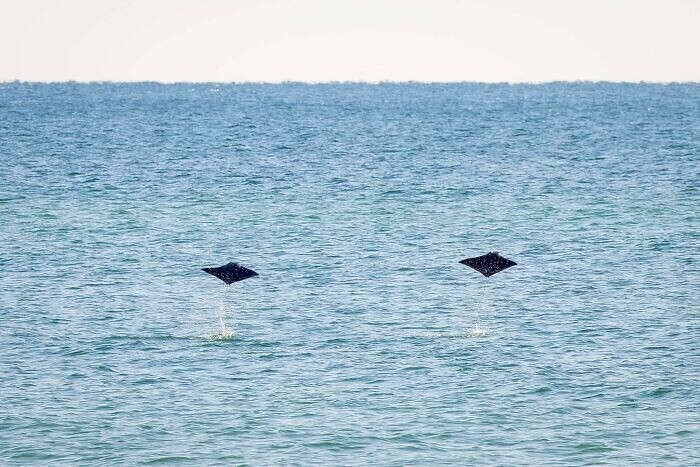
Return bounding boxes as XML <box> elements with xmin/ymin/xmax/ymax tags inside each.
<box><xmin>460</xmin><ymin>252</ymin><xmax>516</xmax><ymax>277</ymax></box>
<box><xmin>202</xmin><ymin>262</ymin><xmax>258</xmax><ymax>285</ymax></box>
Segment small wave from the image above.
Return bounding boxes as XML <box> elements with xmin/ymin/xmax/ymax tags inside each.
<box><xmin>144</xmin><ymin>456</ymin><xmax>196</xmax><ymax>464</ymax></box>
<box><xmin>646</xmin><ymin>387</ymin><xmax>672</xmax><ymax>397</ymax></box>
<box><xmin>574</xmin><ymin>442</ymin><xmax>615</xmax><ymax>453</ymax></box>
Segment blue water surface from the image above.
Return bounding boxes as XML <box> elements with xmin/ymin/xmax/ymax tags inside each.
<box><xmin>1</xmin><ymin>82</ymin><xmax>698</xmax><ymax>465</ymax></box>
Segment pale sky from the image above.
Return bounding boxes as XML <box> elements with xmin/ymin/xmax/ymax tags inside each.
<box><xmin>1</xmin><ymin>0</ymin><xmax>698</xmax><ymax>83</ymax></box>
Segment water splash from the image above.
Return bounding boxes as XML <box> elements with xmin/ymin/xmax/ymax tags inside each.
<box><xmin>469</xmin><ymin>280</ymin><xmax>488</xmax><ymax>337</ymax></box>
<box><xmin>210</xmin><ymin>330</ymin><xmax>235</xmax><ymax>341</ymax></box>
<box><xmin>415</xmin><ymin>329</ymin><xmax>494</xmax><ymax>339</ymax></box>
<box><xmin>213</xmin><ymin>285</ymin><xmax>236</xmax><ymax>339</ymax></box>
<box><xmin>469</xmin><ymin>321</ymin><xmax>486</xmax><ymax>338</ymax></box>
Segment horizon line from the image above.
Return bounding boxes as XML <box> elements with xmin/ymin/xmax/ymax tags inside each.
<box><xmin>3</xmin><ymin>79</ymin><xmax>699</xmax><ymax>86</ymax></box>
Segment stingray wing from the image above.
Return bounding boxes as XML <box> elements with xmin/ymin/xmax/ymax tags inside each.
<box><xmin>460</xmin><ymin>252</ymin><xmax>516</xmax><ymax>277</ymax></box>
<box><xmin>202</xmin><ymin>262</ymin><xmax>259</xmax><ymax>284</ymax></box>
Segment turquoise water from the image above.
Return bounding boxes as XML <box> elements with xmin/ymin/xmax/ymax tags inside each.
<box><xmin>1</xmin><ymin>82</ymin><xmax>698</xmax><ymax>465</ymax></box>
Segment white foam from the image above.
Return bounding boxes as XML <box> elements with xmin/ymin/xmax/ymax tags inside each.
<box><xmin>215</xmin><ymin>285</ymin><xmax>237</xmax><ymax>338</ymax></box>
<box><xmin>210</xmin><ymin>330</ymin><xmax>235</xmax><ymax>340</ymax></box>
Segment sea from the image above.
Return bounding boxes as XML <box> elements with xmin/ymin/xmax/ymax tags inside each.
<box><xmin>1</xmin><ymin>82</ymin><xmax>698</xmax><ymax>465</ymax></box>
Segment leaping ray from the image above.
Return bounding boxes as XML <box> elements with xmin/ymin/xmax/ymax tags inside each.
<box><xmin>202</xmin><ymin>262</ymin><xmax>259</xmax><ymax>285</ymax></box>
<box><xmin>459</xmin><ymin>251</ymin><xmax>516</xmax><ymax>278</ymax></box>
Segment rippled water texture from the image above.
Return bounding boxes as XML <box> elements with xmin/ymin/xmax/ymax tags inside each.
<box><xmin>1</xmin><ymin>83</ymin><xmax>698</xmax><ymax>464</ymax></box>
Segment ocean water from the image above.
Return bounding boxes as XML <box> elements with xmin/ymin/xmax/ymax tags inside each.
<box><xmin>1</xmin><ymin>82</ymin><xmax>698</xmax><ymax>465</ymax></box>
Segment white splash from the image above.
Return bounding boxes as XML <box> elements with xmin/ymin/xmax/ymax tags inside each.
<box><xmin>469</xmin><ymin>320</ymin><xmax>486</xmax><ymax>338</ymax></box>
<box><xmin>468</xmin><ymin>281</ymin><xmax>487</xmax><ymax>337</ymax></box>
<box><xmin>211</xmin><ymin>330</ymin><xmax>235</xmax><ymax>340</ymax></box>
<box><xmin>214</xmin><ymin>285</ymin><xmax>236</xmax><ymax>339</ymax></box>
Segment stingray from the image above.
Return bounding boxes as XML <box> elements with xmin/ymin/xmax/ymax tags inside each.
<box><xmin>460</xmin><ymin>252</ymin><xmax>516</xmax><ymax>277</ymax></box>
<box><xmin>202</xmin><ymin>262</ymin><xmax>258</xmax><ymax>285</ymax></box>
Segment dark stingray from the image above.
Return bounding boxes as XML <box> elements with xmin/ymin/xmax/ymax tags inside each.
<box><xmin>202</xmin><ymin>262</ymin><xmax>258</xmax><ymax>285</ymax></box>
<box><xmin>460</xmin><ymin>252</ymin><xmax>516</xmax><ymax>277</ymax></box>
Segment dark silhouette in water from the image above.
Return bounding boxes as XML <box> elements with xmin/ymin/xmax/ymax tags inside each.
<box><xmin>460</xmin><ymin>252</ymin><xmax>516</xmax><ymax>277</ymax></box>
<box><xmin>202</xmin><ymin>262</ymin><xmax>258</xmax><ymax>285</ymax></box>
